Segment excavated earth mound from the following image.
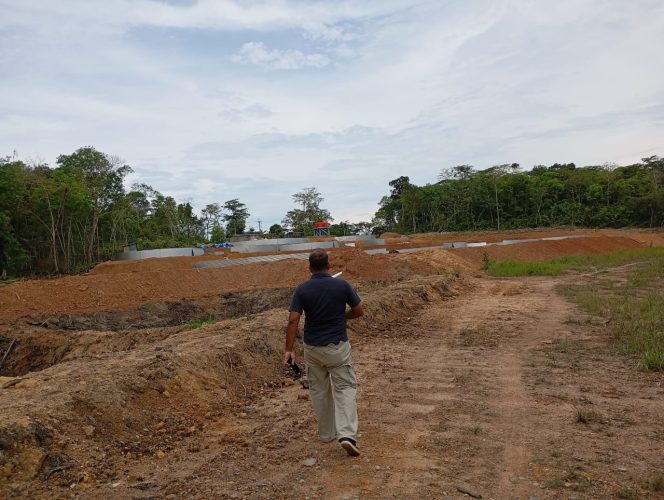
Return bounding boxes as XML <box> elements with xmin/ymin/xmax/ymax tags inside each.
<box><xmin>0</xmin><ymin>228</ymin><xmax>659</xmax><ymax>497</ymax></box>
<box><xmin>0</xmin><ymin>274</ymin><xmax>466</xmax><ymax>498</ymax></box>
<box><xmin>451</xmin><ymin>234</ymin><xmax>643</xmax><ymax>267</ymax></box>
<box><xmin>0</xmin><ymin>250</ymin><xmax>470</xmax><ymax>325</ymax></box>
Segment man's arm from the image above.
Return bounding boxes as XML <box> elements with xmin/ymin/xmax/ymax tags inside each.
<box><xmin>284</xmin><ymin>311</ymin><xmax>302</xmax><ymax>364</ymax></box>
<box><xmin>346</xmin><ymin>303</ymin><xmax>364</xmax><ymax>320</ymax></box>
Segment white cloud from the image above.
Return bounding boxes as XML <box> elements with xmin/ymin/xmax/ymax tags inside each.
<box><xmin>232</xmin><ymin>41</ymin><xmax>330</xmax><ymax>70</ymax></box>
<box><xmin>0</xmin><ymin>0</ymin><xmax>418</xmax><ymax>33</ymax></box>
<box><xmin>302</xmin><ymin>22</ymin><xmax>355</xmax><ymax>43</ymax></box>
<box><xmin>1</xmin><ymin>0</ymin><xmax>663</xmax><ymax>225</ymax></box>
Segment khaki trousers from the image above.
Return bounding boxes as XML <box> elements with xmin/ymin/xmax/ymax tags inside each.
<box><xmin>303</xmin><ymin>340</ymin><xmax>358</xmax><ymax>443</ymax></box>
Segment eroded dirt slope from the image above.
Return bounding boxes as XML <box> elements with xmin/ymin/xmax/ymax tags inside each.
<box><xmin>2</xmin><ymin>267</ymin><xmax>663</xmax><ymax>499</ymax></box>
<box><xmin>0</xmin><ymin>249</ymin><xmax>469</xmax><ymax>323</ymax></box>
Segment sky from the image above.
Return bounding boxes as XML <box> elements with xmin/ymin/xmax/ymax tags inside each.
<box><xmin>1</xmin><ymin>0</ymin><xmax>663</xmax><ymax>228</ymax></box>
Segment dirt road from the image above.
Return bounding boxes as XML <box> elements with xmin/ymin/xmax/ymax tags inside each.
<box><xmin>93</xmin><ymin>274</ymin><xmax>659</xmax><ymax>499</ymax></box>
<box><xmin>3</xmin><ymin>268</ymin><xmax>663</xmax><ymax>499</ymax></box>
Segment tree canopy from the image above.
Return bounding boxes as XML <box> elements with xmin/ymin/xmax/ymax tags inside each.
<box><xmin>0</xmin><ymin>148</ymin><xmax>252</xmax><ymax>276</ymax></box>
<box><xmin>282</xmin><ymin>187</ymin><xmax>332</xmax><ymax>235</ymax></box>
<box><xmin>3</xmin><ymin>147</ymin><xmax>662</xmax><ymax>277</ymax></box>
<box><xmin>373</xmin><ymin>158</ymin><xmax>664</xmax><ymax>234</ymax></box>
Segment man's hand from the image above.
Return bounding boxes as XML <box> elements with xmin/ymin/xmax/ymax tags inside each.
<box><xmin>284</xmin><ymin>350</ymin><xmax>296</xmax><ymax>365</ymax></box>
<box><xmin>346</xmin><ymin>303</ymin><xmax>364</xmax><ymax>320</ymax></box>
<box><xmin>284</xmin><ymin>311</ymin><xmax>301</xmax><ymax>364</ymax></box>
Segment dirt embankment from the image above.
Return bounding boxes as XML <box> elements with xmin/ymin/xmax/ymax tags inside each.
<box><xmin>0</xmin><ymin>273</ymin><xmax>466</xmax><ymax>498</ymax></box>
<box><xmin>382</xmin><ymin>227</ymin><xmax>664</xmax><ymax>250</ymax></box>
<box><xmin>0</xmin><ymin>228</ymin><xmax>662</xmax><ymax>498</ymax></box>
<box><xmin>451</xmin><ymin>234</ymin><xmax>644</xmax><ymax>267</ymax></box>
<box><xmin>0</xmin><ymin>250</ymin><xmax>470</xmax><ymax>325</ymax></box>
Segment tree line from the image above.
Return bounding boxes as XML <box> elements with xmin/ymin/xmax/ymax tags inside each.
<box><xmin>373</xmin><ymin>157</ymin><xmax>664</xmax><ymax>234</ymax></box>
<box><xmin>0</xmin><ymin>147</ymin><xmax>250</xmax><ymax>275</ymax></box>
<box><xmin>3</xmin><ymin>147</ymin><xmax>662</xmax><ymax>277</ymax></box>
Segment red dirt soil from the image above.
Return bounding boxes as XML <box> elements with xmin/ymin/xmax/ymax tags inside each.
<box><xmin>0</xmin><ymin>249</ymin><xmax>468</xmax><ymax>323</ymax></box>
<box><xmin>0</xmin><ymin>230</ymin><xmax>658</xmax><ymax>325</ymax></box>
<box><xmin>451</xmin><ymin>235</ymin><xmax>644</xmax><ymax>267</ymax></box>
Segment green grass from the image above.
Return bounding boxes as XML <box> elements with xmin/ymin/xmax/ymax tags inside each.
<box><xmin>488</xmin><ymin>247</ymin><xmax>664</xmax><ymax>372</ymax></box>
<box><xmin>486</xmin><ymin>246</ymin><xmax>664</xmax><ymax>277</ymax></box>
<box><xmin>488</xmin><ymin>260</ymin><xmax>568</xmax><ymax>276</ymax></box>
<box><xmin>563</xmin><ymin>282</ymin><xmax>664</xmax><ymax>373</ymax></box>
<box><xmin>185</xmin><ymin>317</ymin><xmax>216</xmax><ymax>330</ymax></box>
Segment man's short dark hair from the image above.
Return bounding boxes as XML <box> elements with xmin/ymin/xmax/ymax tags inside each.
<box><xmin>309</xmin><ymin>248</ymin><xmax>329</xmax><ymax>271</ymax></box>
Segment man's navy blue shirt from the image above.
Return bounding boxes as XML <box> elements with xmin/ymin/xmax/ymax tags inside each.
<box><xmin>289</xmin><ymin>272</ymin><xmax>361</xmax><ymax>346</ymax></box>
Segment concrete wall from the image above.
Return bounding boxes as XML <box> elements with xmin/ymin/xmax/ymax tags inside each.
<box><xmin>335</xmin><ymin>235</ymin><xmax>377</xmax><ymax>242</ymax></box>
<box><xmin>501</xmin><ymin>238</ymin><xmax>539</xmax><ymax>245</ymax></box>
<box><xmin>231</xmin><ymin>244</ymin><xmax>281</xmax><ymax>253</ymax></box>
<box><xmin>279</xmin><ymin>241</ymin><xmax>337</xmax><ymax>252</ymax></box>
<box><xmin>116</xmin><ymin>247</ymin><xmax>204</xmax><ymax>260</ymax></box>
<box><xmin>234</xmin><ymin>238</ymin><xmax>308</xmax><ymax>246</ymax></box>
<box><xmin>230</xmin><ymin>238</ymin><xmax>310</xmax><ymax>253</ymax></box>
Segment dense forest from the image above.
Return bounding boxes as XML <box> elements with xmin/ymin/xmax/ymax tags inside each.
<box><xmin>0</xmin><ymin>147</ymin><xmax>250</xmax><ymax>276</ymax></box>
<box><xmin>373</xmin><ymin>158</ymin><xmax>664</xmax><ymax>234</ymax></box>
<box><xmin>1</xmin><ymin>148</ymin><xmax>662</xmax><ymax>277</ymax></box>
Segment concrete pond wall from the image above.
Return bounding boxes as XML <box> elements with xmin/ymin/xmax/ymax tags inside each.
<box><xmin>116</xmin><ymin>247</ymin><xmax>205</xmax><ymax>260</ymax></box>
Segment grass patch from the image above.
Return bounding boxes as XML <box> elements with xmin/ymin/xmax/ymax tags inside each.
<box><xmin>490</xmin><ymin>247</ymin><xmax>664</xmax><ymax>372</ymax></box>
<box><xmin>649</xmin><ymin>471</ymin><xmax>664</xmax><ymax>492</ymax></box>
<box><xmin>488</xmin><ymin>260</ymin><xmax>567</xmax><ymax>276</ymax></box>
<box><xmin>487</xmin><ymin>246</ymin><xmax>664</xmax><ymax>277</ymax></box>
<box><xmin>574</xmin><ymin>408</ymin><xmax>604</xmax><ymax>424</ymax></box>
<box><xmin>562</xmin><ymin>264</ymin><xmax>664</xmax><ymax>372</ymax></box>
<box><xmin>617</xmin><ymin>489</ymin><xmax>639</xmax><ymax>500</ymax></box>
<box><xmin>542</xmin><ymin>478</ymin><xmax>564</xmax><ymax>489</ymax></box>
<box><xmin>186</xmin><ymin>317</ymin><xmax>216</xmax><ymax>330</ymax></box>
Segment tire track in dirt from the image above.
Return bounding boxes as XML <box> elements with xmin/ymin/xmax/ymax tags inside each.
<box><xmin>431</xmin><ymin>277</ymin><xmax>582</xmax><ymax>498</ymax></box>
<box><xmin>328</xmin><ymin>276</ymin><xmax>577</xmax><ymax>498</ymax></box>
<box><xmin>212</xmin><ymin>276</ymin><xmax>577</xmax><ymax>499</ymax></box>
<box><xmin>118</xmin><ymin>275</ymin><xmax>609</xmax><ymax>499</ymax></box>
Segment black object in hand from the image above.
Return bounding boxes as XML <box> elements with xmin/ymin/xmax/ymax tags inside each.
<box><xmin>287</xmin><ymin>356</ymin><xmax>301</xmax><ymax>375</ymax></box>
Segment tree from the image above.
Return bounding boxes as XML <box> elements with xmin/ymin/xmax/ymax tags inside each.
<box><xmin>56</xmin><ymin>147</ymin><xmax>132</xmax><ymax>266</ymax></box>
<box><xmin>223</xmin><ymin>199</ymin><xmax>249</xmax><ymax>235</ymax></box>
<box><xmin>201</xmin><ymin>203</ymin><xmax>222</xmax><ymax>241</ymax></box>
<box><xmin>330</xmin><ymin>221</ymin><xmax>352</xmax><ymax>236</ymax></box>
<box><xmin>282</xmin><ymin>187</ymin><xmax>331</xmax><ymax>234</ymax></box>
<box><xmin>210</xmin><ymin>224</ymin><xmax>225</xmax><ymax>243</ymax></box>
<box><xmin>269</xmin><ymin>224</ymin><xmax>284</xmax><ymax>238</ymax></box>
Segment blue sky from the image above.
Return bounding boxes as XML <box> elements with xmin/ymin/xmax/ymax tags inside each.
<box><xmin>1</xmin><ymin>0</ymin><xmax>663</xmax><ymax>228</ymax></box>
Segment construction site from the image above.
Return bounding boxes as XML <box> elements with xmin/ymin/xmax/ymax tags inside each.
<box><xmin>1</xmin><ymin>227</ymin><xmax>663</xmax><ymax>499</ymax></box>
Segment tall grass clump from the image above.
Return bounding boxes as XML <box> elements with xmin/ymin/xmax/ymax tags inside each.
<box><xmin>559</xmin><ymin>248</ymin><xmax>664</xmax><ymax>372</ymax></box>
<box><xmin>186</xmin><ymin>317</ymin><xmax>216</xmax><ymax>330</ymax></box>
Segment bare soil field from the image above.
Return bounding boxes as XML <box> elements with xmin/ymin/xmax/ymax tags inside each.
<box><xmin>0</xmin><ymin>229</ymin><xmax>663</xmax><ymax>499</ymax></box>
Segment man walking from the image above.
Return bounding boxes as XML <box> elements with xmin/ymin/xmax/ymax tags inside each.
<box><xmin>284</xmin><ymin>248</ymin><xmax>364</xmax><ymax>456</ymax></box>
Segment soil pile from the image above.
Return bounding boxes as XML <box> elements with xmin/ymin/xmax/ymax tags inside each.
<box><xmin>0</xmin><ymin>249</ymin><xmax>468</xmax><ymax>324</ymax></box>
<box><xmin>0</xmin><ymin>274</ymin><xmax>464</xmax><ymax>497</ymax></box>
<box><xmin>452</xmin><ymin>234</ymin><xmax>643</xmax><ymax>267</ymax></box>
